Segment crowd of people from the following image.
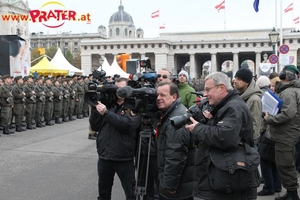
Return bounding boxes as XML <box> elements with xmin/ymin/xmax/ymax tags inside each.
<box><xmin>0</xmin><ymin>74</ymin><xmax>92</xmax><ymax>135</ymax></box>
<box><xmin>90</xmin><ymin>65</ymin><xmax>300</xmax><ymax>200</ymax></box>
<box><xmin>2</xmin><ymin>64</ymin><xmax>300</xmax><ymax>200</ymax></box>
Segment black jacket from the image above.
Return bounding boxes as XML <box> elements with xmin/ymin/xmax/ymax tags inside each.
<box><xmin>192</xmin><ymin>90</ymin><xmax>257</xmax><ymax>200</ymax></box>
<box><xmin>157</xmin><ymin>98</ymin><xmax>194</xmax><ymax>199</ymax></box>
<box><xmin>90</xmin><ymin>102</ymin><xmax>141</xmax><ymax>161</ymax></box>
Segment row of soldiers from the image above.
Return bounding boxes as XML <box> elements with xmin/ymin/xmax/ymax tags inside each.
<box><xmin>0</xmin><ymin>74</ymin><xmax>93</xmax><ymax>135</ymax></box>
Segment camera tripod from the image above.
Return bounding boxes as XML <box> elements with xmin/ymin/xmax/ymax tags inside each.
<box><xmin>135</xmin><ymin>114</ymin><xmax>156</xmax><ymax>200</ymax></box>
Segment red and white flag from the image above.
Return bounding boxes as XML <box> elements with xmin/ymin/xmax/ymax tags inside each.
<box><xmin>294</xmin><ymin>16</ymin><xmax>300</xmax><ymax>24</ymax></box>
<box><xmin>159</xmin><ymin>23</ymin><xmax>165</xmax><ymax>29</ymax></box>
<box><xmin>284</xmin><ymin>3</ymin><xmax>293</xmax><ymax>13</ymax></box>
<box><xmin>215</xmin><ymin>0</ymin><xmax>225</xmax><ymax>12</ymax></box>
<box><xmin>151</xmin><ymin>10</ymin><xmax>160</xmax><ymax>18</ymax></box>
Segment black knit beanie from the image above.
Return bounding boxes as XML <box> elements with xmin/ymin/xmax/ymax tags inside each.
<box><xmin>235</xmin><ymin>68</ymin><xmax>253</xmax><ymax>84</ymax></box>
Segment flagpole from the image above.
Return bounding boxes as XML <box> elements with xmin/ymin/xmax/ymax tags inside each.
<box><xmin>275</xmin><ymin>0</ymin><xmax>277</xmax><ymax>29</ymax></box>
<box><xmin>158</xmin><ymin>9</ymin><xmax>160</xmax><ymax>37</ymax></box>
<box><xmin>224</xmin><ymin>1</ymin><xmax>226</xmax><ymax>30</ymax></box>
<box><xmin>280</xmin><ymin>0</ymin><xmax>283</xmax><ymax>46</ymax></box>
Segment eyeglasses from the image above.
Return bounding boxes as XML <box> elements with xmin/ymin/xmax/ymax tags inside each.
<box><xmin>157</xmin><ymin>74</ymin><xmax>168</xmax><ymax>79</ymax></box>
<box><xmin>204</xmin><ymin>85</ymin><xmax>219</xmax><ymax>93</ymax></box>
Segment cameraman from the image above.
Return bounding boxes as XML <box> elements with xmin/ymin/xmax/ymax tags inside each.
<box><xmin>90</xmin><ymin>77</ymin><xmax>141</xmax><ymax>200</ymax></box>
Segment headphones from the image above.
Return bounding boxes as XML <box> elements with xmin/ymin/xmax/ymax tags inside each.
<box><xmin>279</xmin><ymin>66</ymin><xmax>297</xmax><ymax>80</ymax></box>
<box><xmin>279</xmin><ymin>67</ymin><xmax>286</xmax><ymax>80</ymax></box>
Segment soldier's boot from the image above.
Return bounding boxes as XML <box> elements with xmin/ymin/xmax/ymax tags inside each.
<box><xmin>77</xmin><ymin>114</ymin><xmax>83</xmax><ymax>119</ymax></box>
<box><xmin>2</xmin><ymin>126</ymin><xmax>9</xmax><ymax>135</ymax></box>
<box><xmin>69</xmin><ymin>115</ymin><xmax>76</xmax><ymax>121</ymax></box>
<box><xmin>62</xmin><ymin>117</ymin><xmax>69</xmax><ymax>122</ymax></box>
<box><xmin>31</xmin><ymin>122</ymin><xmax>36</xmax><ymax>129</ymax></box>
<box><xmin>83</xmin><ymin>112</ymin><xmax>89</xmax><ymax>118</ymax></box>
<box><xmin>36</xmin><ymin>121</ymin><xmax>43</xmax><ymax>128</ymax></box>
<box><xmin>16</xmin><ymin>125</ymin><xmax>23</xmax><ymax>132</ymax></box>
<box><xmin>26</xmin><ymin>123</ymin><xmax>33</xmax><ymax>130</ymax></box>
<box><xmin>46</xmin><ymin>121</ymin><xmax>53</xmax><ymax>126</ymax></box>
<box><xmin>275</xmin><ymin>191</ymin><xmax>300</xmax><ymax>200</ymax></box>
<box><xmin>7</xmin><ymin>126</ymin><xmax>14</xmax><ymax>134</ymax></box>
<box><xmin>9</xmin><ymin>124</ymin><xmax>15</xmax><ymax>129</ymax></box>
<box><xmin>55</xmin><ymin>118</ymin><xmax>62</xmax><ymax>124</ymax></box>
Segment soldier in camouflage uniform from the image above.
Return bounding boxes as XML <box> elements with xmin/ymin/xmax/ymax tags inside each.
<box><xmin>82</xmin><ymin>76</ymin><xmax>89</xmax><ymax>117</ymax></box>
<box><xmin>24</xmin><ymin>76</ymin><xmax>37</xmax><ymax>130</ymax></box>
<box><xmin>11</xmin><ymin>76</ymin><xmax>26</xmax><ymax>132</ymax></box>
<box><xmin>44</xmin><ymin>78</ymin><xmax>54</xmax><ymax>126</ymax></box>
<box><xmin>76</xmin><ymin>76</ymin><xmax>85</xmax><ymax>119</ymax></box>
<box><xmin>34</xmin><ymin>77</ymin><xmax>46</xmax><ymax>128</ymax></box>
<box><xmin>52</xmin><ymin>79</ymin><xmax>63</xmax><ymax>124</ymax></box>
<box><xmin>68</xmin><ymin>79</ymin><xmax>76</xmax><ymax>121</ymax></box>
<box><xmin>0</xmin><ymin>75</ymin><xmax>15</xmax><ymax>135</ymax></box>
<box><xmin>61</xmin><ymin>78</ymin><xmax>70</xmax><ymax>122</ymax></box>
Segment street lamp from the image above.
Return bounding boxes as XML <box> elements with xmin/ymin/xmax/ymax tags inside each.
<box><xmin>99</xmin><ymin>55</ymin><xmax>104</xmax><ymax>67</ymax></box>
<box><xmin>268</xmin><ymin>27</ymin><xmax>279</xmax><ymax>72</ymax></box>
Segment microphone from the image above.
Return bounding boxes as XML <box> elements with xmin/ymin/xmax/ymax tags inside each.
<box><xmin>117</xmin><ymin>86</ymin><xmax>133</xmax><ymax>98</ymax></box>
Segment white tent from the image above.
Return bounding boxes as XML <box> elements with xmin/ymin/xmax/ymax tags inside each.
<box><xmin>50</xmin><ymin>48</ymin><xmax>83</xmax><ymax>75</ymax></box>
<box><xmin>100</xmin><ymin>57</ymin><xmax>129</xmax><ymax>78</ymax></box>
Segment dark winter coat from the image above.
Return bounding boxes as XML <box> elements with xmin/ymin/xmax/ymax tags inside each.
<box><xmin>192</xmin><ymin>90</ymin><xmax>257</xmax><ymax>200</ymax></box>
<box><xmin>90</xmin><ymin>102</ymin><xmax>141</xmax><ymax>161</ymax></box>
<box><xmin>266</xmin><ymin>80</ymin><xmax>300</xmax><ymax>147</ymax></box>
<box><xmin>157</xmin><ymin>98</ymin><xmax>195</xmax><ymax>199</ymax></box>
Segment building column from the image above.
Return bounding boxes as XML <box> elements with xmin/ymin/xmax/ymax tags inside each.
<box><xmin>167</xmin><ymin>53</ymin><xmax>175</xmax><ymax>74</ymax></box>
<box><xmin>81</xmin><ymin>54</ymin><xmax>92</xmax><ymax>75</ymax></box>
<box><xmin>155</xmin><ymin>53</ymin><xmax>168</xmax><ymax>72</ymax></box>
<box><xmin>211</xmin><ymin>53</ymin><xmax>217</xmax><ymax>73</ymax></box>
<box><xmin>255</xmin><ymin>52</ymin><xmax>261</xmax><ymax>77</ymax></box>
<box><xmin>140</xmin><ymin>53</ymin><xmax>146</xmax><ymax>60</ymax></box>
<box><xmin>233</xmin><ymin>52</ymin><xmax>239</xmax><ymax>76</ymax></box>
<box><xmin>189</xmin><ymin>53</ymin><xmax>196</xmax><ymax>79</ymax></box>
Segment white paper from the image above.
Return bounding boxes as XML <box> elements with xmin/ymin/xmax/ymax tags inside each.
<box><xmin>262</xmin><ymin>92</ymin><xmax>280</xmax><ymax>116</ymax></box>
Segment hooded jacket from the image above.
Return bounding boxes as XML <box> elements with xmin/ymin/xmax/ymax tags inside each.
<box><xmin>157</xmin><ymin>98</ymin><xmax>194</xmax><ymax>199</ymax></box>
<box><xmin>192</xmin><ymin>90</ymin><xmax>257</xmax><ymax>200</ymax></box>
<box><xmin>240</xmin><ymin>80</ymin><xmax>262</xmax><ymax>142</ymax></box>
<box><xmin>266</xmin><ymin>80</ymin><xmax>300</xmax><ymax>147</ymax></box>
<box><xmin>178</xmin><ymin>82</ymin><xmax>196</xmax><ymax>109</ymax></box>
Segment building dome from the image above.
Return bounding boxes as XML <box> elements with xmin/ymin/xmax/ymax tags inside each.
<box><xmin>137</xmin><ymin>27</ymin><xmax>143</xmax><ymax>32</ymax></box>
<box><xmin>109</xmin><ymin>2</ymin><xmax>134</xmax><ymax>24</ymax></box>
<box><xmin>98</xmin><ymin>25</ymin><xmax>106</xmax><ymax>29</ymax></box>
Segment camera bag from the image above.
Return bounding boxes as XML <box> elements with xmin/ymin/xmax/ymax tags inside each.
<box><xmin>208</xmin><ymin>143</ymin><xmax>260</xmax><ymax>193</ymax></box>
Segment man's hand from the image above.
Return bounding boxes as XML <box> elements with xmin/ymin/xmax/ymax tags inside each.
<box><xmin>264</xmin><ymin>111</ymin><xmax>269</xmax><ymax>121</ymax></box>
<box><xmin>168</xmin><ymin>190</ymin><xmax>176</xmax><ymax>195</ymax></box>
<box><xmin>96</xmin><ymin>101</ymin><xmax>107</xmax><ymax>115</ymax></box>
<box><xmin>185</xmin><ymin>117</ymin><xmax>199</xmax><ymax>132</ymax></box>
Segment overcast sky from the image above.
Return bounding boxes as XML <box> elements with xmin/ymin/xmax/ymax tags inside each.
<box><xmin>27</xmin><ymin>0</ymin><xmax>300</xmax><ymax>38</ymax></box>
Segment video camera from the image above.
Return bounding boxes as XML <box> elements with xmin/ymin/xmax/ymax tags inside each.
<box><xmin>170</xmin><ymin>92</ymin><xmax>209</xmax><ymax>129</ymax></box>
<box><xmin>84</xmin><ymin>69</ymin><xmax>118</xmax><ymax>106</ymax></box>
<box><xmin>117</xmin><ymin>58</ymin><xmax>158</xmax><ymax>113</ymax></box>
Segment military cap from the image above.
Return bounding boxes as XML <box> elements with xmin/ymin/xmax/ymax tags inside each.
<box><xmin>36</xmin><ymin>77</ymin><xmax>43</xmax><ymax>81</ymax></box>
<box><xmin>56</xmin><ymin>75</ymin><xmax>62</xmax><ymax>79</ymax></box>
<box><xmin>2</xmin><ymin>75</ymin><xmax>11</xmax><ymax>80</ymax></box>
<box><xmin>77</xmin><ymin>76</ymin><xmax>82</xmax><ymax>80</ymax></box>
<box><xmin>284</xmin><ymin>65</ymin><xmax>299</xmax><ymax>75</ymax></box>
<box><xmin>15</xmin><ymin>76</ymin><xmax>23</xmax><ymax>81</ymax></box>
<box><xmin>65</xmin><ymin>75</ymin><xmax>71</xmax><ymax>79</ymax></box>
<box><xmin>72</xmin><ymin>75</ymin><xmax>77</xmax><ymax>78</ymax></box>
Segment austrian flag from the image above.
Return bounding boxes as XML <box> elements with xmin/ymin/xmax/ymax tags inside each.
<box><xmin>151</xmin><ymin>10</ymin><xmax>159</xmax><ymax>18</ymax></box>
<box><xmin>294</xmin><ymin>17</ymin><xmax>299</xmax><ymax>24</ymax></box>
<box><xmin>215</xmin><ymin>0</ymin><xmax>225</xmax><ymax>12</ymax></box>
<box><xmin>284</xmin><ymin>3</ymin><xmax>293</xmax><ymax>13</ymax></box>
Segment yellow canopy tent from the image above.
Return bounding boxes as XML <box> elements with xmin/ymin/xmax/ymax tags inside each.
<box><xmin>30</xmin><ymin>56</ymin><xmax>68</xmax><ymax>76</ymax></box>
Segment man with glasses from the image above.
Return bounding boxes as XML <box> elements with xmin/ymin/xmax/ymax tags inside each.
<box><xmin>138</xmin><ymin>68</ymin><xmax>173</xmax><ymax>200</ymax></box>
<box><xmin>233</xmin><ymin>68</ymin><xmax>262</xmax><ymax>145</ymax></box>
<box><xmin>186</xmin><ymin>72</ymin><xmax>257</xmax><ymax>200</ymax></box>
<box><xmin>177</xmin><ymin>69</ymin><xmax>196</xmax><ymax>109</ymax></box>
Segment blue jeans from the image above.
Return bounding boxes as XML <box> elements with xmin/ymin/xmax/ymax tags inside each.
<box><xmin>97</xmin><ymin>158</ymin><xmax>135</xmax><ymax>200</ymax></box>
<box><xmin>260</xmin><ymin>159</ymin><xmax>282</xmax><ymax>193</ymax></box>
